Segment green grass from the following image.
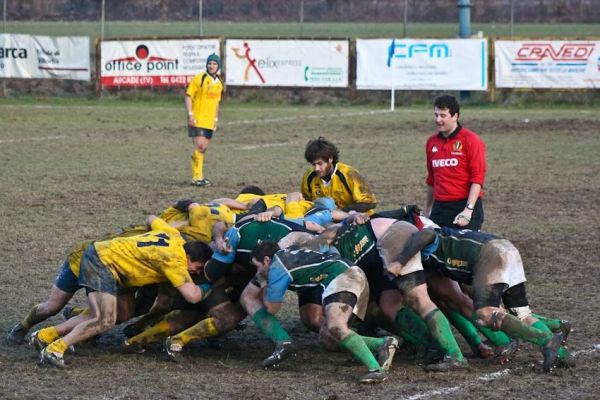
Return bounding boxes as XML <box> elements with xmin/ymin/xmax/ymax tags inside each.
<box><xmin>4</xmin><ymin>21</ymin><xmax>600</xmax><ymax>39</ymax></box>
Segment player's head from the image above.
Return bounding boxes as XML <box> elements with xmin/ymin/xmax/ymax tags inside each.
<box><xmin>239</xmin><ymin>185</ymin><xmax>265</xmax><ymax>196</ymax></box>
<box><xmin>206</xmin><ymin>53</ymin><xmax>221</xmax><ymax>74</ymax></box>
<box><xmin>433</xmin><ymin>95</ymin><xmax>460</xmax><ymax>135</ymax></box>
<box><xmin>304</xmin><ymin>137</ymin><xmax>339</xmax><ymax>177</ymax></box>
<box><xmin>251</xmin><ymin>241</ymin><xmax>280</xmax><ymax>275</ymax></box>
<box><xmin>184</xmin><ymin>241</ymin><xmax>214</xmax><ymax>274</ymax></box>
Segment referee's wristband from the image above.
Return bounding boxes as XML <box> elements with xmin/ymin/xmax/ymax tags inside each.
<box><xmin>187</xmin><ymin>111</ymin><xmax>193</xmax><ymax>116</ymax></box>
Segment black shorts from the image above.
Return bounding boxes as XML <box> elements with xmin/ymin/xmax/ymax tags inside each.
<box><xmin>430</xmin><ymin>198</ymin><xmax>484</xmax><ymax>231</ymax></box>
<box><xmin>188</xmin><ymin>126</ymin><xmax>214</xmax><ymax>139</ymax></box>
<box><xmin>78</xmin><ymin>245</ymin><xmax>118</xmax><ymax>296</ymax></box>
<box><xmin>297</xmin><ymin>286</ymin><xmax>324</xmax><ymax>307</ymax></box>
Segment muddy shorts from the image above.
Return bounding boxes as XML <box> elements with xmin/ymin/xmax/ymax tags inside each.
<box><xmin>54</xmin><ymin>260</ymin><xmax>81</xmax><ymax>294</ymax></box>
<box><xmin>376</xmin><ymin>221</ymin><xmax>424</xmax><ymax>276</ymax></box>
<box><xmin>78</xmin><ymin>245</ymin><xmax>118</xmax><ymax>296</ymax></box>
<box><xmin>322</xmin><ymin>266</ymin><xmax>369</xmax><ymax>320</ymax></box>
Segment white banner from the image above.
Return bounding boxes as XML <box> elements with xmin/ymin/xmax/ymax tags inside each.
<box><xmin>225</xmin><ymin>39</ymin><xmax>349</xmax><ymax>87</ymax></box>
<box><xmin>495</xmin><ymin>40</ymin><xmax>600</xmax><ymax>88</ymax></box>
<box><xmin>0</xmin><ymin>34</ymin><xmax>90</xmax><ymax>80</ymax></box>
<box><xmin>100</xmin><ymin>39</ymin><xmax>219</xmax><ymax>87</ymax></box>
<box><xmin>356</xmin><ymin>38</ymin><xmax>488</xmax><ymax>90</ymax></box>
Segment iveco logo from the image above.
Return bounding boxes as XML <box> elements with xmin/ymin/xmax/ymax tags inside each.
<box><xmin>387</xmin><ymin>40</ymin><xmax>449</xmax><ymax>67</ymax></box>
<box><xmin>432</xmin><ymin>158</ymin><xmax>458</xmax><ymax>167</ymax></box>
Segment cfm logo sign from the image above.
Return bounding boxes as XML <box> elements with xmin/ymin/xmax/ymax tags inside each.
<box><xmin>516</xmin><ymin>43</ymin><xmax>595</xmax><ymax>61</ymax></box>
<box><xmin>387</xmin><ymin>40</ymin><xmax>449</xmax><ymax>67</ymax></box>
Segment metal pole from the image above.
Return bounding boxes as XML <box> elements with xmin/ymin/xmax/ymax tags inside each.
<box><xmin>3</xmin><ymin>0</ymin><xmax>6</xmax><ymax>33</ymax></box>
<box><xmin>100</xmin><ymin>0</ymin><xmax>105</xmax><ymax>39</ymax></box>
<box><xmin>300</xmin><ymin>0</ymin><xmax>304</xmax><ymax>36</ymax></box>
<box><xmin>199</xmin><ymin>0</ymin><xmax>203</xmax><ymax>36</ymax></box>
<box><xmin>403</xmin><ymin>0</ymin><xmax>408</xmax><ymax>38</ymax></box>
<box><xmin>510</xmin><ymin>0</ymin><xmax>514</xmax><ymax>38</ymax></box>
<box><xmin>457</xmin><ymin>0</ymin><xmax>472</xmax><ymax>100</ymax></box>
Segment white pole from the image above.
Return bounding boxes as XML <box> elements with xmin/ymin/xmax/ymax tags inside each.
<box><xmin>510</xmin><ymin>0</ymin><xmax>514</xmax><ymax>38</ymax></box>
<box><xmin>101</xmin><ymin>0</ymin><xmax>105</xmax><ymax>39</ymax></box>
<box><xmin>390</xmin><ymin>86</ymin><xmax>395</xmax><ymax>112</ymax></box>
<box><xmin>199</xmin><ymin>0</ymin><xmax>203</xmax><ymax>36</ymax></box>
<box><xmin>3</xmin><ymin>0</ymin><xmax>6</xmax><ymax>33</ymax></box>
<box><xmin>300</xmin><ymin>0</ymin><xmax>304</xmax><ymax>36</ymax></box>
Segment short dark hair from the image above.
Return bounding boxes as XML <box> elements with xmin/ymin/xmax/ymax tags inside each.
<box><xmin>184</xmin><ymin>241</ymin><xmax>213</xmax><ymax>262</ymax></box>
<box><xmin>434</xmin><ymin>95</ymin><xmax>460</xmax><ymax>118</ymax></box>
<box><xmin>239</xmin><ymin>185</ymin><xmax>265</xmax><ymax>196</ymax></box>
<box><xmin>251</xmin><ymin>241</ymin><xmax>280</xmax><ymax>262</ymax></box>
<box><xmin>304</xmin><ymin>137</ymin><xmax>339</xmax><ymax>165</ymax></box>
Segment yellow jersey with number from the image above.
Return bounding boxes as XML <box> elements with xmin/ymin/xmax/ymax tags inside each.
<box><xmin>94</xmin><ymin>218</ymin><xmax>192</xmax><ymax>288</ymax></box>
<box><xmin>186</xmin><ymin>72</ymin><xmax>223</xmax><ymax>130</ymax></box>
<box><xmin>179</xmin><ymin>203</ymin><xmax>235</xmax><ymax>242</ymax></box>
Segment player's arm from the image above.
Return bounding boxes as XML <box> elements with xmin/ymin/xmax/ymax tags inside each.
<box><xmin>263</xmin><ymin>259</ymin><xmax>292</xmax><ymax>315</ymax></box>
<box><xmin>425</xmin><ymin>185</ymin><xmax>434</xmax><ymax>218</ymax></box>
<box><xmin>185</xmin><ymin>95</ymin><xmax>195</xmax><ymax>126</ymax></box>
<box><xmin>212</xmin><ymin>221</ymin><xmax>231</xmax><ymax>253</ymax></box>
<box><xmin>254</xmin><ymin>206</ymin><xmax>283</xmax><ymax>222</ymax></box>
<box><xmin>345</xmin><ymin>172</ymin><xmax>377</xmax><ymax>213</ymax></box>
<box><xmin>211</xmin><ymin>197</ymin><xmax>249</xmax><ymax>211</ymax></box>
<box><xmin>176</xmin><ymin>282</ymin><xmax>208</xmax><ymax>304</ymax></box>
<box><xmin>387</xmin><ymin>228</ymin><xmax>438</xmax><ymax>276</ymax></box>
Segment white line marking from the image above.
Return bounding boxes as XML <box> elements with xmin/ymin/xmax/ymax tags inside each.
<box><xmin>0</xmin><ymin>135</ymin><xmax>66</xmax><ymax>144</ymax></box>
<box><xmin>240</xmin><ymin>142</ymin><xmax>299</xmax><ymax>150</ymax></box>
<box><xmin>223</xmin><ymin>109</ymin><xmax>392</xmax><ymax>126</ymax></box>
<box><xmin>399</xmin><ymin>344</ymin><xmax>600</xmax><ymax>400</ymax></box>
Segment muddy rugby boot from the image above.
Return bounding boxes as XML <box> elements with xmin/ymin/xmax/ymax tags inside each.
<box><xmin>7</xmin><ymin>323</ymin><xmax>28</xmax><ymax>344</ymax></box>
<box><xmin>123</xmin><ymin>339</ymin><xmax>146</xmax><ymax>354</ymax></box>
<box><xmin>359</xmin><ymin>369</ymin><xmax>387</xmax><ymax>384</ymax></box>
<box><xmin>423</xmin><ymin>355</ymin><xmax>469</xmax><ymax>372</ymax></box>
<box><xmin>191</xmin><ymin>178</ymin><xmax>212</xmax><ymax>187</ymax></box>
<box><xmin>471</xmin><ymin>340</ymin><xmax>495</xmax><ymax>359</ymax></box>
<box><xmin>39</xmin><ymin>348</ymin><xmax>66</xmax><ymax>368</ymax></box>
<box><xmin>493</xmin><ymin>339</ymin><xmax>520</xmax><ymax>365</ymax></box>
<box><xmin>555</xmin><ymin>320</ymin><xmax>572</xmax><ymax>345</ymax></box>
<box><xmin>542</xmin><ymin>332</ymin><xmax>564</xmax><ymax>372</ymax></box>
<box><xmin>29</xmin><ymin>330</ymin><xmax>50</xmax><ymax>352</ymax></box>
<box><xmin>261</xmin><ymin>341</ymin><xmax>296</xmax><ymax>369</ymax></box>
<box><xmin>377</xmin><ymin>336</ymin><xmax>399</xmax><ymax>371</ymax></box>
<box><xmin>164</xmin><ymin>337</ymin><xmax>183</xmax><ymax>362</ymax></box>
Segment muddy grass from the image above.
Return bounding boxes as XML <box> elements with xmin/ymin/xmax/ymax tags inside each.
<box><xmin>0</xmin><ymin>103</ymin><xmax>598</xmax><ymax>399</ymax></box>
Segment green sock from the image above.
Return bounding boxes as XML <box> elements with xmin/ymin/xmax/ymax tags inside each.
<box><xmin>474</xmin><ymin>321</ymin><xmax>512</xmax><ymax>346</ymax></box>
<box><xmin>360</xmin><ymin>335</ymin><xmax>385</xmax><ymax>352</ymax></box>
<box><xmin>339</xmin><ymin>331</ymin><xmax>381</xmax><ymax>371</ymax></box>
<box><xmin>251</xmin><ymin>308</ymin><xmax>290</xmax><ymax>343</ymax></box>
<box><xmin>444</xmin><ymin>308</ymin><xmax>482</xmax><ymax>348</ymax></box>
<box><xmin>532</xmin><ymin>313</ymin><xmax>562</xmax><ymax>331</ymax></box>
<box><xmin>425</xmin><ymin>309</ymin><xmax>464</xmax><ymax>361</ymax></box>
<box><xmin>394</xmin><ymin>306</ymin><xmax>430</xmax><ymax>346</ymax></box>
<box><xmin>498</xmin><ymin>314</ymin><xmax>552</xmax><ymax>346</ymax></box>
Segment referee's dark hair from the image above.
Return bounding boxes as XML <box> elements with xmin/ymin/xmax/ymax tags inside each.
<box><xmin>434</xmin><ymin>95</ymin><xmax>460</xmax><ymax>119</ymax></box>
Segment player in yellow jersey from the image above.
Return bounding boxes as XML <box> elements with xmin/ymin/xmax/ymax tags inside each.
<box><xmin>301</xmin><ymin>137</ymin><xmax>377</xmax><ymax>214</ymax></box>
<box><xmin>185</xmin><ymin>53</ymin><xmax>224</xmax><ymax>187</ymax></box>
<box><xmin>37</xmin><ymin>216</ymin><xmax>212</xmax><ymax>368</ymax></box>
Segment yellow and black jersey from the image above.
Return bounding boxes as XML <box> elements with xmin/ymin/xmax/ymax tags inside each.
<box><xmin>186</xmin><ymin>72</ymin><xmax>223</xmax><ymax>130</ymax></box>
<box><xmin>233</xmin><ymin>193</ymin><xmax>288</xmax><ymax>214</ymax></box>
<box><xmin>301</xmin><ymin>162</ymin><xmax>377</xmax><ymax>213</ymax></box>
<box><xmin>94</xmin><ymin>218</ymin><xmax>192</xmax><ymax>288</ymax></box>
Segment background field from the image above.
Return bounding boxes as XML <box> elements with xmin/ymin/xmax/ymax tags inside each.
<box><xmin>1</xmin><ymin>99</ymin><xmax>599</xmax><ymax>399</ymax></box>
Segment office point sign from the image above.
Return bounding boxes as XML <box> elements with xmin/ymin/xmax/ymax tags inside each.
<box><xmin>100</xmin><ymin>39</ymin><xmax>219</xmax><ymax>87</ymax></box>
<box><xmin>356</xmin><ymin>38</ymin><xmax>488</xmax><ymax>90</ymax></box>
<box><xmin>225</xmin><ymin>39</ymin><xmax>349</xmax><ymax>87</ymax></box>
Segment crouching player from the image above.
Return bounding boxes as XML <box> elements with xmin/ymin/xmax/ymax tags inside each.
<box><xmin>248</xmin><ymin>241</ymin><xmax>398</xmax><ymax>384</ymax></box>
<box><xmin>392</xmin><ymin>226</ymin><xmax>573</xmax><ymax>372</ymax></box>
<box><xmin>36</xmin><ymin>215</ymin><xmax>211</xmax><ymax>368</ymax></box>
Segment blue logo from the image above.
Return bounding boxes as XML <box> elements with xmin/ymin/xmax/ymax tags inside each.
<box><xmin>387</xmin><ymin>39</ymin><xmax>449</xmax><ymax>67</ymax></box>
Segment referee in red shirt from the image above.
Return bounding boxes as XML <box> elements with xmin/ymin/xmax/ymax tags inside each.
<box><xmin>424</xmin><ymin>95</ymin><xmax>486</xmax><ymax>231</ymax></box>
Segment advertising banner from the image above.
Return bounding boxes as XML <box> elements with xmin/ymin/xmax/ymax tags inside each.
<box><xmin>225</xmin><ymin>39</ymin><xmax>349</xmax><ymax>87</ymax></box>
<box><xmin>100</xmin><ymin>39</ymin><xmax>219</xmax><ymax>87</ymax></box>
<box><xmin>356</xmin><ymin>38</ymin><xmax>487</xmax><ymax>90</ymax></box>
<box><xmin>495</xmin><ymin>40</ymin><xmax>600</xmax><ymax>88</ymax></box>
<box><xmin>0</xmin><ymin>34</ymin><xmax>90</xmax><ymax>80</ymax></box>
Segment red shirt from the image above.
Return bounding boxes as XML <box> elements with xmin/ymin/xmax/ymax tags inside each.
<box><xmin>425</xmin><ymin>125</ymin><xmax>486</xmax><ymax>202</ymax></box>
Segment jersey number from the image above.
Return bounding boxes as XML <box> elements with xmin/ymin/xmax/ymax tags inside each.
<box><xmin>137</xmin><ymin>233</ymin><xmax>170</xmax><ymax>247</ymax></box>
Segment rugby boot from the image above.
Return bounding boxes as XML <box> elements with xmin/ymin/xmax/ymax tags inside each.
<box><xmin>359</xmin><ymin>369</ymin><xmax>387</xmax><ymax>384</ymax></box>
<box><xmin>541</xmin><ymin>332</ymin><xmax>564</xmax><ymax>373</ymax></box>
<box><xmin>555</xmin><ymin>320</ymin><xmax>572</xmax><ymax>345</ymax></box>
<box><xmin>7</xmin><ymin>323</ymin><xmax>28</xmax><ymax>344</ymax></box>
<box><xmin>61</xmin><ymin>306</ymin><xmax>74</xmax><ymax>320</ymax></box>
<box><xmin>122</xmin><ymin>339</ymin><xmax>146</xmax><ymax>354</ymax></box>
<box><xmin>39</xmin><ymin>347</ymin><xmax>66</xmax><ymax>368</ymax></box>
<box><xmin>164</xmin><ymin>337</ymin><xmax>183</xmax><ymax>362</ymax></box>
<box><xmin>471</xmin><ymin>340</ymin><xmax>495</xmax><ymax>359</ymax></box>
<box><xmin>493</xmin><ymin>339</ymin><xmax>520</xmax><ymax>365</ymax></box>
<box><xmin>556</xmin><ymin>349</ymin><xmax>577</xmax><ymax>368</ymax></box>
<box><xmin>423</xmin><ymin>355</ymin><xmax>470</xmax><ymax>372</ymax></box>
<box><xmin>191</xmin><ymin>178</ymin><xmax>212</xmax><ymax>187</ymax></box>
<box><xmin>29</xmin><ymin>330</ymin><xmax>50</xmax><ymax>352</ymax></box>
<box><xmin>376</xmin><ymin>336</ymin><xmax>399</xmax><ymax>371</ymax></box>
<box><xmin>261</xmin><ymin>341</ymin><xmax>296</xmax><ymax>369</ymax></box>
